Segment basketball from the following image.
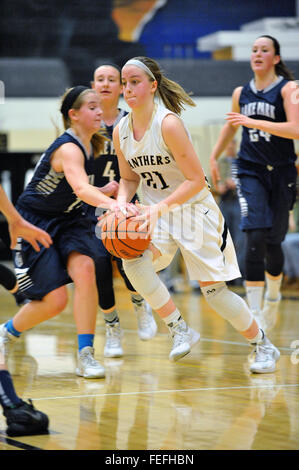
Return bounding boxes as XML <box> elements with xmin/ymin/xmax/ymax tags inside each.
<box><xmin>100</xmin><ymin>211</ymin><xmax>151</xmax><ymax>259</ymax></box>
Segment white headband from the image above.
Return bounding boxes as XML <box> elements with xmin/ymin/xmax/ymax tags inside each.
<box><xmin>123</xmin><ymin>59</ymin><xmax>156</xmax><ymax>81</ymax></box>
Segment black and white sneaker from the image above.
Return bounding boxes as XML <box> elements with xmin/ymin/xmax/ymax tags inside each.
<box><xmin>4</xmin><ymin>399</ymin><xmax>49</xmax><ymax>437</ymax></box>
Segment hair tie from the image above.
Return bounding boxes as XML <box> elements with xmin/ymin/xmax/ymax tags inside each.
<box><xmin>123</xmin><ymin>59</ymin><xmax>156</xmax><ymax>81</ymax></box>
<box><xmin>60</xmin><ymin>86</ymin><xmax>89</xmax><ymax>119</ymax></box>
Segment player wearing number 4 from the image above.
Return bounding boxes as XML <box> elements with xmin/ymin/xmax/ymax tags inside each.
<box><xmin>110</xmin><ymin>56</ymin><xmax>280</xmax><ymax>373</ymax></box>
<box><xmin>90</xmin><ymin>63</ymin><xmax>157</xmax><ymax>358</ymax></box>
<box><xmin>0</xmin><ymin>87</ymin><xmax>123</xmax><ymax>379</ymax></box>
<box><xmin>210</xmin><ymin>35</ymin><xmax>299</xmax><ymax>333</ymax></box>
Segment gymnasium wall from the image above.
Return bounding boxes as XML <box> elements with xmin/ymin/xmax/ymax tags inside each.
<box><xmin>0</xmin><ymin>0</ymin><xmax>298</xmax><ymax>258</ymax></box>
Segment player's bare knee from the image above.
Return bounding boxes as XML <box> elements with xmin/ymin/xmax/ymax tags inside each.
<box><xmin>70</xmin><ymin>256</ymin><xmax>96</xmax><ymax>284</ymax></box>
<box><xmin>46</xmin><ymin>287</ymin><xmax>68</xmax><ymax>314</ymax></box>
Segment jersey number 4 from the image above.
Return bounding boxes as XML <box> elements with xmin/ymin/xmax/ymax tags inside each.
<box><xmin>140</xmin><ymin>171</ymin><xmax>169</xmax><ymax>190</ymax></box>
<box><xmin>103</xmin><ymin>161</ymin><xmax>116</xmax><ymax>181</ymax></box>
<box><xmin>249</xmin><ymin>129</ymin><xmax>271</xmax><ymax>142</ymax></box>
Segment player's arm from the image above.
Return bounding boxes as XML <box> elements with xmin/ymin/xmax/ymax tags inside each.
<box><xmin>113</xmin><ymin>125</ymin><xmax>140</xmax><ymax>207</ymax></box>
<box><xmin>52</xmin><ymin>143</ymin><xmax>116</xmax><ymax>210</ymax></box>
<box><xmin>0</xmin><ymin>184</ymin><xmax>52</xmax><ymax>251</ymax></box>
<box><xmin>209</xmin><ymin>86</ymin><xmax>242</xmax><ymax>187</ymax></box>
<box><xmin>226</xmin><ymin>81</ymin><xmax>299</xmax><ymax>140</ymax></box>
<box><xmin>156</xmin><ymin>114</ymin><xmax>206</xmax><ymax>214</ymax></box>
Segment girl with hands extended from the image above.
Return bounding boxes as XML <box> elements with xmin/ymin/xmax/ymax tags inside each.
<box><xmin>0</xmin><ymin>86</ymin><xmax>124</xmax><ymax>379</ymax></box>
<box><xmin>110</xmin><ymin>56</ymin><xmax>280</xmax><ymax>373</ymax></box>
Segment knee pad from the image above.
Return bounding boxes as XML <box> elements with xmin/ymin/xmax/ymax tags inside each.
<box><xmin>201</xmin><ymin>282</ymin><xmax>252</xmax><ymax>332</ymax></box>
<box><xmin>245</xmin><ymin>229</ymin><xmax>267</xmax><ymax>281</ymax></box>
<box><xmin>123</xmin><ymin>250</ymin><xmax>170</xmax><ymax>310</ymax></box>
<box><xmin>95</xmin><ymin>257</ymin><xmax>115</xmax><ymax>310</ymax></box>
<box><xmin>115</xmin><ymin>258</ymin><xmax>136</xmax><ymax>292</ymax></box>
<box><xmin>0</xmin><ymin>264</ymin><xmax>17</xmax><ymax>290</ymax></box>
<box><xmin>266</xmin><ymin>244</ymin><xmax>284</xmax><ymax>276</ymax></box>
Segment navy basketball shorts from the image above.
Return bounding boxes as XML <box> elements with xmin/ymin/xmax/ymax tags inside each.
<box><xmin>235</xmin><ymin>160</ymin><xmax>297</xmax><ymax>244</ymax></box>
<box><xmin>13</xmin><ymin>208</ymin><xmax>99</xmax><ymax>300</ymax></box>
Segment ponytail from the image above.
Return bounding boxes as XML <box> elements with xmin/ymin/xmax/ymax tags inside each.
<box><xmin>128</xmin><ymin>56</ymin><xmax>196</xmax><ymax>115</ymax></box>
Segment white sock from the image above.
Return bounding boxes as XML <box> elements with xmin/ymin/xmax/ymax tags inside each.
<box><xmin>163</xmin><ymin>309</ymin><xmax>183</xmax><ymax>327</ymax></box>
<box><xmin>246</xmin><ymin>285</ymin><xmax>264</xmax><ymax>311</ymax></box>
<box><xmin>265</xmin><ymin>274</ymin><xmax>282</xmax><ymax>300</ymax></box>
<box><xmin>248</xmin><ymin>328</ymin><xmax>264</xmax><ymax>345</ymax></box>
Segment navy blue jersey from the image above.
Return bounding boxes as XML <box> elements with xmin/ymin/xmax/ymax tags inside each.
<box><xmin>17</xmin><ymin>129</ymin><xmax>95</xmax><ymax>216</ymax></box>
<box><xmin>93</xmin><ymin>109</ymin><xmax>127</xmax><ymax>187</ymax></box>
<box><xmin>238</xmin><ymin>76</ymin><xmax>297</xmax><ymax>167</ymax></box>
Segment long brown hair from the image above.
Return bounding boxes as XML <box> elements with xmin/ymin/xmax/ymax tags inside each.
<box><xmin>128</xmin><ymin>56</ymin><xmax>196</xmax><ymax>115</ymax></box>
<box><xmin>60</xmin><ymin>88</ymin><xmax>106</xmax><ymax>157</ymax></box>
<box><xmin>257</xmin><ymin>35</ymin><xmax>295</xmax><ymax>80</ymax></box>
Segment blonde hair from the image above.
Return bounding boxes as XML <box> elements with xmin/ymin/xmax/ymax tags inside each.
<box><xmin>60</xmin><ymin>87</ymin><xmax>106</xmax><ymax>157</ymax></box>
<box><xmin>126</xmin><ymin>56</ymin><xmax>196</xmax><ymax>115</ymax></box>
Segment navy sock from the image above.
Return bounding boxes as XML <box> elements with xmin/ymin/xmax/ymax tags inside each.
<box><xmin>78</xmin><ymin>334</ymin><xmax>94</xmax><ymax>352</ymax></box>
<box><xmin>0</xmin><ymin>370</ymin><xmax>22</xmax><ymax>409</ymax></box>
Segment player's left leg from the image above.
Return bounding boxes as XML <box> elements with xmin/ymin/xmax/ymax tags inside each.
<box><xmin>200</xmin><ymin>281</ymin><xmax>280</xmax><ymax>373</ymax></box>
<box><xmin>67</xmin><ymin>252</ymin><xmax>105</xmax><ymax>379</ymax></box>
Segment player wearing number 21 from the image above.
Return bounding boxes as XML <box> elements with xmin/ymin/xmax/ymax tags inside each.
<box><xmin>210</xmin><ymin>35</ymin><xmax>299</xmax><ymax>334</ymax></box>
<box><xmin>110</xmin><ymin>56</ymin><xmax>281</xmax><ymax>373</ymax></box>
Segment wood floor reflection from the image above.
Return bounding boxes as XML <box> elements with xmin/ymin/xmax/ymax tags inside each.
<box><xmin>0</xmin><ymin>277</ymin><xmax>299</xmax><ymax>450</ymax></box>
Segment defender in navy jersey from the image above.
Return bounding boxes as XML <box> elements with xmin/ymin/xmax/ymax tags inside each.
<box><xmin>210</xmin><ymin>35</ymin><xmax>299</xmax><ymax>334</ymax></box>
<box><xmin>0</xmin><ymin>86</ymin><xmax>120</xmax><ymax>379</ymax></box>
<box><xmin>91</xmin><ymin>64</ymin><xmax>157</xmax><ymax>358</ymax></box>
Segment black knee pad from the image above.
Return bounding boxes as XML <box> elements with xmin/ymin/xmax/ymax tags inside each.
<box><xmin>0</xmin><ymin>264</ymin><xmax>17</xmax><ymax>290</ymax></box>
<box><xmin>95</xmin><ymin>257</ymin><xmax>115</xmax><ymax>310</ymax></box>
<box><xmin>115</xmin><ymin>258</ymin><xmax>136</xmax><ymax>292</ymax></box>
<box><xmin>245</xmin><ymin>229</ymin><xmax>267</xmax><ymax>281</ymax></box>
<box><xmin>266</xmin><ymin>243</ymin><xmax>284</xmax><ymax>276</ymax></box>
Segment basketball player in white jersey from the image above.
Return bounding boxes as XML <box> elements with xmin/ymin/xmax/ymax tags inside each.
<box><xmin>110</xmin><ymin>56</ymin><xmax>280</xmax><ymax>373</ymax></box>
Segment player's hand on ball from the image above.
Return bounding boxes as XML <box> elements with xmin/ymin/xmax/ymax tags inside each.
<box><xmin>132</xmin><ymin>202</ymin><xmax>159</xmax><ymax>236</ymax></box>
<box><xmin>97</xmin><ymin>201</ymin><xmax>139</xmax><ymax>225</ymax></box>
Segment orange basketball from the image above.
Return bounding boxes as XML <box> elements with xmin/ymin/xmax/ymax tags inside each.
<box><xmin>100</xmin><ymin>212</ymin><xmax>151</xmax><ymax>259</ymax></box>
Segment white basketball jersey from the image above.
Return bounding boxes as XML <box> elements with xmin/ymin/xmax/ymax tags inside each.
<box><xmin>118</xmin><ymin>104</ymin><xmax>210</xmax><ymax>206</ymax></box>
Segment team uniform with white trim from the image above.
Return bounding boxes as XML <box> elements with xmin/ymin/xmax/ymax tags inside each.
<box><xmin>235</xmin><ymin>76</ymin><xmax>297</xmax><ymax>243</ymax></box>
<box><xmin>118</xmin><ymin>103</ymin><xmax>241</xmax><ymax>281</ymax></box>
<box><xmin>13</xmin><ymin>129</ymin><xmax>99</xmax><ymax>299</ymax></box>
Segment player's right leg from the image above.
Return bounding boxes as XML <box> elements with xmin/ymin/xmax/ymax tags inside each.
<box><xmin>122</xmin><ymin>243</ymin><xmax>200</xmax><ymax>362</ymax></box>
<box><xmin>67</xmin><ymin>252</ymin><xmax>105</xmax><ymax>378</ymax></box>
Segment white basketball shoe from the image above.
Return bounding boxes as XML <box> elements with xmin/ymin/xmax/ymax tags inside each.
<box><xmin>76</xmin><ymin>346</ymin><xmax>105</xmax><ymax>379</ymax></box>
<box><xmin>249</xmin><ymin>337</ymin><xmax>280</xmax><ymax>374</ymax></box>
<box><xmin>168</xmin><ymin>320</ymin><xmax>200</xmax><ymax>362</ymax></box>
<box><xmin>133</xmin><ymin>301</ymin><xmax>158</xmax><ymax>341</ymax></box>
<box><xmin>0</xmin><ymin>324</ymin><xmax>19</xmax><ymax>360</ymax></box>
<box><xmin>104</xmin><ymin>322</ymin><xmax>124</xmax><ymax>358</ymax></box>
